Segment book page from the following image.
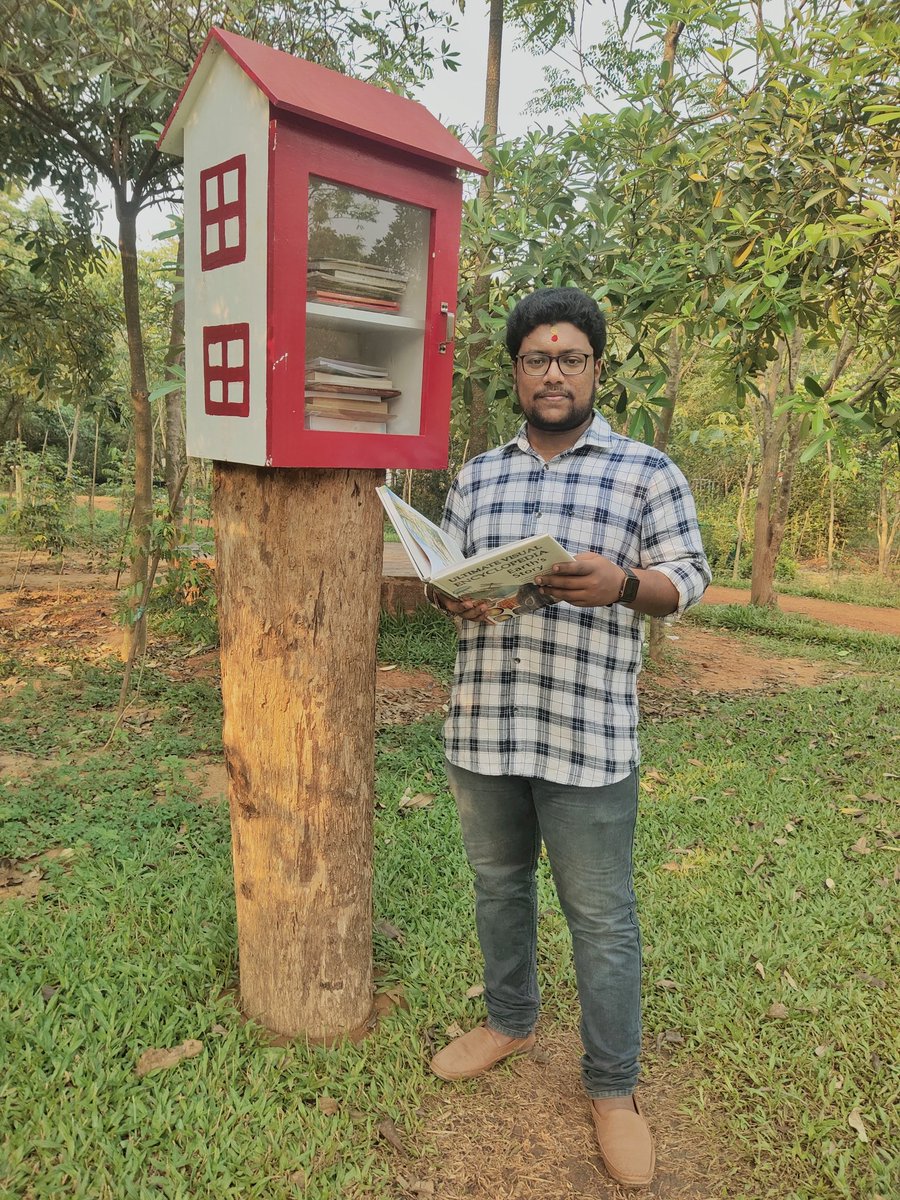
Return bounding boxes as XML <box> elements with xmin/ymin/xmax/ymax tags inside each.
<box><xmin>376</xmin><ymin>487</ymin><xmax>464</xmax><ymax>579</ymax></box>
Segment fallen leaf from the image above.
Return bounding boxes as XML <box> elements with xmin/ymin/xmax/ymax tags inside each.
<box><xmin>824</xmin><ymin>878</ymin><xmax>836</xmax><ymax>890</ymax></box>
<box><xmin>766</xmin><ymin>1003</ymin><xmax>789</xmax><ymax>1020</ymax></box>
<box><xmin>851</xmin><ymin>836</ymin><xmax>872</xmax><ymax>855</ymax></box>
<box><xmin>662</xmin><ymin>1029</ymin><xmax>685</xmax><ymax>1045</ymax></box>
<box><xmin>317</xmin><ymin>1096</ymin><xmax>339</xmax><ymax>1115</ymax></box>
<box><xmin>814</xmin><ymin>1044</ymin><xmax>829</xmax><ymax>1057</ymax></box>
<box><xmin>445</xmin><ymin>1021</ymin><xmax>465</xmax><ymax>1038</ymax></box>
<box><xmin>529</xmin><ymin>1047</ymin><xmax>552</xmax><ymax>1064</ymax></box>
<box><xmin>211</xmin><ymin>1024</ymin><xmax>228</xmax><ymax>1035</ymax></box>
<box><xmin>848</xmin><ymin>1108</ymin><xmax>869</xmax><ymax>1142</ymax></box>
<box><xmin>378</xmin><ymin>664</ymin><xmax>398</xmax><ymax>672</ymax></box>
<box><xmin>754</xmin><ymin>962</ymin><xmax>766</xmax><ymax>980</ymax></box>
<box><xmin>855</xmin><ymin>971</ymin><xmax>887</xmax><ymax>990</ymax></box>
<box><xmin>136</xmin><ymin>1038</ymin><xmax>203</xmax><ymax>1077</ymax></box>
<box><xmin>782</xmin><ymin>971</ymin><xmax>798</xmax><ymax>989</ymax></box>
<box><xmin>465</xmin><ymin>983</ymin><xmax>484</xmax><ymax>999</ymax></box>
<box><xmin>41</xmin><ymin>984</ymin><xmax>59</xmax><ymax>1003</ymax></box>
<box><xmin>398</xmin><ymin>789</ymin><xmax>434</xmax><ymax>811</ymax></box>
<box><xmin>655</xmin><ymin>978</ymin><xmax>679</xmax><ymax>991</ymax></box>
<box><xmin>773</xmin><ymin>837</ymin><xmax>788</xmax><ymax>846</ymax></box>
<box><xmin>745</xmin><ymin>855</ymin><xmax>766</xmax><ymax>876</ymax></box>
<box><xmin>374</xmin><ymin>918</ymin><xmax>404</xmax><ymax>942</ymax></box>
<box><xmin>377</xmin><ymin>1117</ymin><xmax>407</xmax><ymax>1154</ymax></box>
<box><xmin>841</xmin><ymin>807</ymin><xmax>864</xmax><ymax>816</ymax></box>
<box><xmin>407</xmin><ymin>1180</ymin><xmax>435</xmax><ymax>1196</ymax></box>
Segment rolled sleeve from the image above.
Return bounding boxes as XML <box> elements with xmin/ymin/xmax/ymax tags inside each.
<box><xmin>640</xmin><ymin>461</ymin><xmax>711</xmax><ymax>618</ymax></box>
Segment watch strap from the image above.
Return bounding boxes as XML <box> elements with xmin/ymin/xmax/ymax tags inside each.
<box><xmin>616</xmin><ymin>566</ymin><xmax>639</xmax><ymax>605</ymax></box>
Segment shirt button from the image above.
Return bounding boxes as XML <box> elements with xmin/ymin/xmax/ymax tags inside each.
<box><xmin>514</xmin><ymin>657</ymin><xmax>521</xmax><ymax>663</ymax></box>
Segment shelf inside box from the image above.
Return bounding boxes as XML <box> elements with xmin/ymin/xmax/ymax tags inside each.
<box><xmin>306</xmin><ymin>302</ymin><xmax>425</xmax><ymax>333</ymax></box>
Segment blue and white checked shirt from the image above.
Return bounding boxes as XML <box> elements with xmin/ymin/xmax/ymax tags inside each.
<box><xmin>441</xmin><ymin>413</ymin><xmax>711</xmax><ymax>786</ymax></box>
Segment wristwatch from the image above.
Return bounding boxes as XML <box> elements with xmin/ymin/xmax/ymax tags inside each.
<box><xmin>616</xmin><ymin>566</ymin><xmax>640</xmax><ymax>605</ymax></box>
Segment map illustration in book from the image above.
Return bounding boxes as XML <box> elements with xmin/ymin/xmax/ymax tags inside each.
<box><xmin>377</xmin><ymin>486</ymin><xmax>574</xmax><ymax>619</ymax></box>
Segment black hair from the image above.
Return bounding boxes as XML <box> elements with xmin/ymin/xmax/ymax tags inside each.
<box><xmin>505</xmin><ymin>287</ymin><xmax>607</xmax><ymax>362</ymax></box>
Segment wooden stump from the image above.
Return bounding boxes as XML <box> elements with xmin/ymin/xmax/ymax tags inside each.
<box><xmin>213</xmin><ymin>463</ymin><xmax>384</xmax><ymax>1038</ymax></box>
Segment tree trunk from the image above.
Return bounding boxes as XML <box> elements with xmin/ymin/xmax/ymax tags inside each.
<box><xmin>164</xmin><ymin>234</ymin><xmax>186</xmax><ymax>529</ymax></box>
<box><xmin>750</xmin><ymin>331</ymin><xmax>803</xmax><ymax>607</ymax></box>
<box><xmin>213</xmin><ymin>464</ymin><xmax>384</xmax><ymax>1038</ymax></box>
<box><xmin>465</xmin><ymin>0</ymin><xmax>504</xmax><ymax>460</ymax></box>
<box><xmin>90</xmin><ymin>415</ymin><xmax>100</xmax><ymax>533</ymax></box>
<box><xmin>732</xmin><ymin>456</ymin><xmax>753</xmax><ymax>580</ymax></box>
<box><xmin>63</xmin><ymin>403</ymin><xmax>81</xmax><ymax>482</ymax></box>
<box><xmin>117</xmin><ymin>198</ymin><xmax>154</xmax><ymax>659</ymax></box>
<box><xmin>877</xmin><ymin>455</ymin><xmax>899</xmax><ymax>576</ymax></box>
<box><xmin>648</xmin><ymin>328</ymin><xmax>683</xmax><ymax>660</ymax></box>
<box><xmin>826</xmin><ymin>441</ymin><xmax>835</xmax><ymax>570</ymax></box>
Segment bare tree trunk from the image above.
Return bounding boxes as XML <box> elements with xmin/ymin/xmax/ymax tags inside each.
<box><xmin>750</xmin><ymin>331</ymin><xmax>803</xmax><ymax>607</ymax></box>
<box><xmin>214</xmin><ymin>465</ymin><xmax>384</xmax><ymax>1038</ymax></box>
<box><xmin>117</xmin><ymin>197</ymin><xmax>153</xmax><ymax>659</ymax></box>
<box><xmin>877</xmin><ymin>455</ymin><xmax>900</xmax><ymax>576</ymax></box>
<box><xmin>732</xmin><ymin>456</ymin><xmax>753</xmax><ymax>580</ymax></box>
<box><xmin>164</xmin><ymin>234</ymin><xmax>186</xmax><ymax>529</ymax></box>
<box><xmin>62</xmin><ymin>403</ymin><xmax>81</xmax><ymax>482</ymax></box>
<box><xmin>89</xmin><ymin>415</ymin><xmax>100</xmax><ymax>534</ymax></box>
<box><xmin>465</xmin><ymin>0</ymin><xmax>504</xmax><ymax>460</ymax></box>
<box><xmin>826</xmin><ymin>441</ymin><xmax>835</xmax><ymax>570</ymax></box>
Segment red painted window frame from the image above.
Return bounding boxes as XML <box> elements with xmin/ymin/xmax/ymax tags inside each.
<box><xmin>267</xmin><ymin>120</ymin><xmax>463</xmax><ymax>469</ymax></box>
<box><xmin>200</xmin><ymin>154</ymin><xmax>247</xmax><ymax>271</ymax></box>
<box><xmin>203</xmin><ymin>323</ymin><xmax>250</xmax><ymax>417</ymax></box>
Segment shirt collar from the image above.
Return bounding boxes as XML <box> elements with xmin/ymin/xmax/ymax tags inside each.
<box><xmin>505</xmin><ymin>411</ymin><xmax>617</xmax><ymax>458</ymax></box>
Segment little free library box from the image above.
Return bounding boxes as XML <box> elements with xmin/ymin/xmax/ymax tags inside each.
<box><xmin>159</xmin><ymin>28</ymin><xmax>485</xmax><ymax>469</ymax></box>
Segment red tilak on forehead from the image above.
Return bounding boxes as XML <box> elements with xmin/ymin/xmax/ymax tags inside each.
<box><xmin>550</xmin><ymin>326</ymin><xmax>559</xmax><ymax>342</ymax></box>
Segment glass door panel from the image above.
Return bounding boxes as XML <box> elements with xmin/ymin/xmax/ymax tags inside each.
<box><xmin>305</xmin><ymin>177</ymin><xmax>430</xmax><ymax>436</ymax></box>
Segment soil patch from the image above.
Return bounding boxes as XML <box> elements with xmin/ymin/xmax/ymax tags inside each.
<box><xmin>703</xmin><ymin>585</ymin><xmax>900</xmax><ymax>636</ymax></box>
<box><xmin>415</xmin><ymin>1028</ymin><xmax>736</xmax><ymax>1199</ymax></box>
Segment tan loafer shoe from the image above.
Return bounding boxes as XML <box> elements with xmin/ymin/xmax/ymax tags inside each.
<box><xmin>591</xmin><ymin>1094</ymin><xmax>656</xmax><ymax>1188</ymax></box>
<box><xmin>429</xmin><ymin>1024</ymin><xmax>536</xmax><ymax>1081</ymax></box>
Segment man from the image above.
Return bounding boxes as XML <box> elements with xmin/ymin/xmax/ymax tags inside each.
<box><xmin>426</xmin><ymin>287</ymin><xmax>710</xmax><ymax>1189</ymax></box>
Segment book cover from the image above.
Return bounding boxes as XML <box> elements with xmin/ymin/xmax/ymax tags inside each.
<box><xmin>308</xmin><ymin>258</ymin><xmax>408</xmax><ymax>283</ymax></box>
<box><xmin>306</xmin><ymin>370</ymin><xmax>395</xmax><ymax>389</ymax></box>
<box><xmin>306</xmin><ymin>415</ymin><xmax>388</xmax><ymax>434</ymax></box>
<box><xmin>306</xmin><ymin>395</ymin><xmax>392</xmax><ymax>414</ymax></box>
<box><xmin>306</xmin><ymin>357</ymin><xmax>388</xmax><ymax>377</ymax></box>
<box><xmin>304</xmin><ymin>382</ymin><xmax>401</xmax><ymax>399</ymax></box>
<box><xmin>307</xmin><ymin>405</ymin><xmax>394</xmax><ymax>423</ymax></box>
<box><xmin>376</xmin><ymin>486</ymin><xmax>574</xmax><ymax>619</ymax></box>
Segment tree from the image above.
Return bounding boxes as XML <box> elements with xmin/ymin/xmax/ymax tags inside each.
<box><xmin>0</xmin><ymin>0</ymin><xmax>458</xmax><ymax>655</ymax></box>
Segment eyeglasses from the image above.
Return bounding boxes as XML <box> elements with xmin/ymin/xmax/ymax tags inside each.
<box><xmin>516</xmin><ymin>351</ymin><xmax>593</xmax><ymax>376</ymax></box>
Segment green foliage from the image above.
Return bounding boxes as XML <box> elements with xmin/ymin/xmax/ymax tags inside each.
<box><xmin>0</xmin><ymin>444</ymin><xmax>75</xmax><ymax>555</ymax></box>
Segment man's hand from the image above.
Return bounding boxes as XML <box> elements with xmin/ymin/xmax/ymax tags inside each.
<box><xmin>431</xmin><ymin>590</ymin><xmax>497</xmax><ymax>623</ymax></box>
<box><xmin>534</xmin><ymin>552</ymin><xmax>625</xmax><ymax>608</ymax></box>
<box><xmin>535</xmin><ymin>553</ymin><xmax>680</xmax><ymax>616</ymax></box>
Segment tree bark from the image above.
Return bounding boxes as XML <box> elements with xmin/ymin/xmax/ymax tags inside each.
<box><xmin>164</xmin><ymin>234</ymin><xmax>186</xmax><ymax>528</ymax></box>
<box><xmin>117</xmin><ymin>197</ymin><xmax>153</xmax><ymax>659</ymax></box>
<box><xmin>732</xmin><ymin>456</ymin><xmax>753</xmax><ymax>580</ymax></box>
<box><xmin>213</xmin><ymin>464</ymin><xmax>384</xmax><ymax>1038</ymax></box>
<box><xmin>750</xmin><ymin>331</ymin><xmax>803</xmax><ymax>607</ymax></box>
<box><xmin>465</xmin><ymin>0</ymin><xmax>504</xmax><ymax>460</ymax></box>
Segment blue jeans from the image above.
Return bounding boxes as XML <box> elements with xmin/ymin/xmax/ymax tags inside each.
<box><xmin>444</xmin><ymin>759</ymin><xmax>642</xmax><ymax>1098</ymax></box>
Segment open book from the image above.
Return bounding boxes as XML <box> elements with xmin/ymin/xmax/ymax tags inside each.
<box><xmin>377</xmin><ymin>486</ymin><xmax>574</xmax><ymax>620</ymax></box>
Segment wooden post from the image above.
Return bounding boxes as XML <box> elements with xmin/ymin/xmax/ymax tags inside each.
<box><xmin>213</xmin><ymin>463</ymin><xmax>385</xmax><ymax>1038</ymax></box>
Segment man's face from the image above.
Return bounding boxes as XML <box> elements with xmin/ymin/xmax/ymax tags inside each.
<box><xmin>513</xmin><ymin>321</ymin><xmax>601</xmax><ymax>435</ymax></box>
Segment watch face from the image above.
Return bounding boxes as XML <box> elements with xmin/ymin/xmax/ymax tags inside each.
<box><xmin>620</xmin><ymin>570</ymin><xmax>639</xmax><ymax>603</ymax></box>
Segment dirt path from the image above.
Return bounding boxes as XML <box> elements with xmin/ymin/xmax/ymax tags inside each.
<box><xmin>703</xmin><ymin>584</ymin><xmax>900</xmax><ymax>635</ymax></box>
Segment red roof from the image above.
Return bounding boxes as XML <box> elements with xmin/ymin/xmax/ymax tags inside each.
<box><xmin>159</xmin><ymin>27</ymin><xmax>486</xmax><ymax>175</ymax></box>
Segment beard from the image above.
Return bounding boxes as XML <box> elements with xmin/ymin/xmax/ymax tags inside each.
<box><xmin>519</xmin><ymin>386</ymin><xmax>596</xmax><ymax>433</ymax></box>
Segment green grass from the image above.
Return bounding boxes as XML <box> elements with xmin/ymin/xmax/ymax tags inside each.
<box><xmin>711</xmin><ymin>568</ymin><xmax>900</xmax><ymax>609</ymax></box>
<box><xmin>0</xmin><ymin>616</ymin><xmax>897</xmax><ymax>1198</ymax></box>
<box><xmin>688</xmin><ymin>602</ymin><xmax>900</xmax><ymax>670</ymax></box>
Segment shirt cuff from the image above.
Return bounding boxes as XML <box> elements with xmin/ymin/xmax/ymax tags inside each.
<box><xmin>643</xmin><ymin>563</ymin><xmax>709</xmax><ymax>619</ymax></box>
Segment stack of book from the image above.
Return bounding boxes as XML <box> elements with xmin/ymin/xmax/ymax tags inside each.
<box><xmin>304</xmin><ymin>357</ymin><xmax>399</xmax><ymax>434</ymax></box>
<box><xmin>307</xmin><ymin>258</ymin><xmax>408</xmax><ymax>314</ymax></box>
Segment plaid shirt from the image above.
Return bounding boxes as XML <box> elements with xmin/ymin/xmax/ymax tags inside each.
<box><xmin>441</xmin><ymin>413</ymin><xmax>710</xmax><ymax>786</ymax></box>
